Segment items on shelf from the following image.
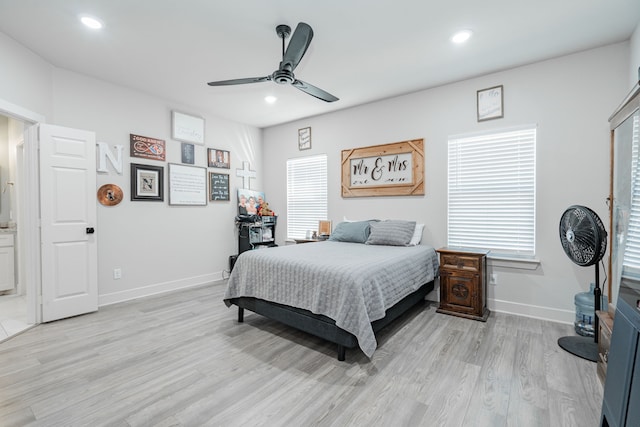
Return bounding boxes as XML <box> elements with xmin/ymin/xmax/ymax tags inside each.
<box><xmin>237</xmin><ymin>215</ymin><xmax>277</xmax><ymax>254</ymax></box>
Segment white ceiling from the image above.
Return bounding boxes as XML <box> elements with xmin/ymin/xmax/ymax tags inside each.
<box><xmin>0</xmin><ymin>1</ymin><xmax>638</xmax><ymax>128</ymax></box>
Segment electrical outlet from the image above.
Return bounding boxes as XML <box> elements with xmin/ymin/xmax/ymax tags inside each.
<box><xmin>113</xmin><ymin>268</ymin><xmax>122</xmax><ymax>280</ymax></box>
<box><xmin>490</xmin><ymin>273</ymin><xmax>498</xmax><ymax>285</ymax></box>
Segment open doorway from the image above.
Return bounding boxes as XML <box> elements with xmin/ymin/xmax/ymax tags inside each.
<box><xmin>0</xmin><ymin>98</ymin><xmax>96</xmax><ymax>339</ymax></box>
<box><xmin>0</xmin><ymin>98</ymin><xmax>44</xmax><ymax>342</ymax></box>
<box><xmin>0</xmin><ymin>113</ymin><xmax>31</xmax><ymax>341</ymax></box>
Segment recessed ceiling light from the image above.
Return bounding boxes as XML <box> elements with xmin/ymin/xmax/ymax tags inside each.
<box><xmin>80</xmin><ymin>16</ymin><xmax>103</xmax><ymax>30</ymax></box>
<box><xmin>451</xmin><ymin>30</ymin><xmax>472</xmax><ymax>44</ymax></box>
<box><xmin>265</xmin><ymin>95</ymin><xmax>277</xmax><ymax>104</ymax></box>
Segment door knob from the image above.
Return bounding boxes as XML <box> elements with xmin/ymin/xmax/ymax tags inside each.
<box><xmin>86</xmin><ymin>227</ymin><xmax>95</xmax><ymax>234</ymax></box>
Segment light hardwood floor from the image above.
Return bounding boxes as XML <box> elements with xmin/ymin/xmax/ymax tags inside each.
<box><xmin>0</xmin><ymin>281</ymin><xmax>603</xmax><ymax>426</ymax></box>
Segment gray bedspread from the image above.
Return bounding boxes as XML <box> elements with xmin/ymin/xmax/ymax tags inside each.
<box><xmin>224</xmin><ymin>241</ymin><xmax>439</xmax><ymax>358</ymax></box>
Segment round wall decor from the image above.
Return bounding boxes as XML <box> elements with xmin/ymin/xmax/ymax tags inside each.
<box><xmin>97</xmin><ymin>184</ymin><xmax>123</xmax><ymax>206</ymax></box>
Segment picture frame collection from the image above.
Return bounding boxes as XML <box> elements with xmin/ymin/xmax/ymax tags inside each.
<box><xmin>122</xmin><ymin>90</ymin><xmax>505</xmax><ymax>207</ymax></box>
<box><xmin>125</xmin><ymin>110</ymin><xmax>231</xmax><ymax>204</ymax></box>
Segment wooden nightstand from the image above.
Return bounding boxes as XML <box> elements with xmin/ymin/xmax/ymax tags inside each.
<box><xmin>436</xmin><ymin>248</ymin><xmax>490</xmax><ymax>321</ymax></box>
<box><xmin>596</xmin><ymin>309</ymin><xmax>614</xmax><ymax>385</ymax></box>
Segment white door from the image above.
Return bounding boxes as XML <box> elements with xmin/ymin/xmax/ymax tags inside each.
<box><xmin>39</xmin><ymin>124</ymin><xmax>98</xmax><ymax>322</ymax></box>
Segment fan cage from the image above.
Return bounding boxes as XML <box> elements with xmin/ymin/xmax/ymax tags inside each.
<box><xmin>559</xmin><ymin>205</ymin><xmax>607</xmax><ymax>267</ymax></box>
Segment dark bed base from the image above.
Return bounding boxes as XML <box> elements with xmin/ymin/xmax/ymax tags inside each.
<box><xmin>228</xmin><ymin>280</ymin><xmax>435</xmax><ymax>361</ymax></box>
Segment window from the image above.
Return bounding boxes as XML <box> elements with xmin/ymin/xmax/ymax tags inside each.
<box><xmin>286</xmin><ymin>154</ymin><xmax>328</xmax><ymax>239</ymax></box>
<box><xmin>447</xmin><ymin>126</ymin><xmax>536</xmax><ymax>256</ymax></box>
<box><xmin>623</xmin><ymin>114</ymin><xmax>640</xmax><ymax>276</ymax></box>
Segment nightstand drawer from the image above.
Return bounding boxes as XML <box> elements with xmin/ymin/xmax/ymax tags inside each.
<box><xmin>441</xmin><ymin>253</ymin><xmax>480</xmax><ymax>272</ymax></box>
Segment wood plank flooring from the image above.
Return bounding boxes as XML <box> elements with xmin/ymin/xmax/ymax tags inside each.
<box><xmin>0</xmin><ymin>281</ymin><xmax>603</xmax><ymax>426</ymax></box>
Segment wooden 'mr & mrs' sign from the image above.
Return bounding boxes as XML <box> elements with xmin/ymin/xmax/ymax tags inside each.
<box><xmin>341</xmin><ymin>139</ymin><xmax>424</xmax><ymax>197</ymax></box>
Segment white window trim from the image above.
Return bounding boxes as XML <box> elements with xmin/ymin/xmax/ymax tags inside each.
<box><xmin>286</xmin><ymin>154</ymin><xmax>328</xmax><ymax>240</ymax></box>
<box><xmin>447</xmin><ymin>124</ymin><xmax>537</xmax><ymax>257</ymax></box>
<box><xmin>623</xmin><ymin>114</ymin><xmax>640</xmax><ymax>277</ymax></box>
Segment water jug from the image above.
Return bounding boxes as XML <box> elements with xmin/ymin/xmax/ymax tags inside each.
<box><xmin>574</xmin><ymin>283</ymin><xmax>608</xmax><ymax>337</ymax></box>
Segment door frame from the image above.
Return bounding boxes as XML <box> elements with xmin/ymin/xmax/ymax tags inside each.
<box><xmin>0</xmin><ymin>98</ymin><xmax>45</xmax><ymax>325</ymax></box>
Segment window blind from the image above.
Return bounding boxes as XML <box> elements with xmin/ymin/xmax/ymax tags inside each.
<box><xmin>623</xmin><ymin>114</ymin><xmax>640</xmax><ymax>276</ymax></box>
<box><xmin>286</xmin><ymin>154</ymin><xmax>328</xmax><ymax>239</ymax></box>
<box><xmin>447</xmin><ymin>126</ymin><xmax>536</xmax><ymax>256</ymax></box>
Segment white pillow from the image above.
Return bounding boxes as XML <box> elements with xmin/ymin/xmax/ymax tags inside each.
<box><xmin>408</xmin><ymin>223</ymin><xmax>425</xmax><ymax>246</ymax></box>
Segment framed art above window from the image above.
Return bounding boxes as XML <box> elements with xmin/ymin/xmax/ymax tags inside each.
<box><xmin>298</xmin><ymin>127</ymin><xmax>311</xmax><ymax>150</ymax></box>
<box><xmin>477</xmin><ymin>85</ymin><xmax>504</xmax><ymax>122</ymax></box>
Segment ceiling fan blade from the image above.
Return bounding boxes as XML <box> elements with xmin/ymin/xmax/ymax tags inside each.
<box><xmin>292</xmin><ymin>80</ymin><xmax>339</xmax><ymax>102</ymax></box>
<box><xmin>207</xmin><ymin>76</ymin><xmax>271</xmax><ymax>86</ymax></box>
<box><xmin>281</xmin><ymin>22</ymin><xmax>313</xmax><ymax>72</ymax></box>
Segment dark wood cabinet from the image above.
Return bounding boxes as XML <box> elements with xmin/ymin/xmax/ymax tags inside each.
<box><xmin>596</xmin><ymin>310</ymin><xmax>614</xmax><ymax>385</ymax></box>
<box><xmin>600</xmin><ymin>279</ymin><xmax>640</xmax><ymax>426</ymax></box>
<box><xmin>436</xmin><ymin>248</ymin><xmax>490</xmax><ymax>322</ymax></box>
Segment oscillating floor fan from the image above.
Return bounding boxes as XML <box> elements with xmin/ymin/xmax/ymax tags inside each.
<box><xmin>558</xmin><ymin>205</ymin><xmax>608</xmax><ymax>362</ymax></box>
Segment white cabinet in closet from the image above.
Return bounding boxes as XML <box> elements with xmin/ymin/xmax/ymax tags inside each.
<box><xmin>0</xmin><ymin>233</ymin><xmax>15</xmax><ymax>291</ymax></box>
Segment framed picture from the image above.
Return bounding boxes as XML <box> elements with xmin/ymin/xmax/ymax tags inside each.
<box><xmin>209</xmin><ymin>172</ymin><xmax>230</xmax><ymax>201</ymax></box>
<box><xmin>208</xmin><ymin>148</ymin><xmax>230</xmax><ymax>168</ymax></box>
<box><xmin>131</xmin><ymin>163</ymin><xmax>164</xmax><ymax>201</ymax></box>
<box><xmin>130</xmin><ymin>134</ymin><xmax>165</xmax><ymax>161</ymax></box>
<box><xmin>341</xmin><ymin>139</ymin><xmax>425</xmax><ymax>198</ymax></box>
<box><xmin>181</xmin><ymin>142</ymin><xmax>195</xmax><ymax>164</ymax></box>
<box><xmin>298</xmin><ymin>127</ymin><xmax>311</xmax><ymax>150</ymax></box>
<box><xmin>477</xmin><ymin>85</ymin><xmax>504</xmax><ymax>121</ymax></box>
<box><xmin>172</xmin><ymin>110</ymin><xmax>205</xmax><ymax>145</ymax></box>
<box><xmin>318</xmin><ymin>220</ymin><xmax>332</xmax><ymax>236</ymax></box>
<box><xmin>168</xmin><ymin>163</ymin><xmax>207</xmax><ymax>206</ymax></box>
<box><xmin>237</xmin><ymin>188</ymin><xmax>265</xmax><ymax>216</ymax></box>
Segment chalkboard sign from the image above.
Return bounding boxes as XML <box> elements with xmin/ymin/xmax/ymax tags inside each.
<box><xmin>209</xmin><ymin>172</ymin><xmax>230</xmax><ymax>201</ymax></box>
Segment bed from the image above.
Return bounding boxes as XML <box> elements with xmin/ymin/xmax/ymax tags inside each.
<box><xmin>224</xmin><ymin>220</ymin><xmax>439</xmax><ymax>360</ymax></box>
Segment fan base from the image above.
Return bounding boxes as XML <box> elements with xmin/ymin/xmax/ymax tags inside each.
<box><xmin>558</xmin><ymin>336</ymin><xmax>598</xmax><ymax>362</ymax></box>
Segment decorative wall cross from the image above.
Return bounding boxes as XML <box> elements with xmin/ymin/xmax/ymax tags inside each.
<box><xmin>236</xmin><ymin>161</ymin><xmax>256</xmax><ymax>189</ymax></box>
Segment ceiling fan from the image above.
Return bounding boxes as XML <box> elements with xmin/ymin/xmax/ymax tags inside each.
<box><xmin>207</xmin><ymin>22</ymin><xmax>339</xmax><ymax>103</ymax></box>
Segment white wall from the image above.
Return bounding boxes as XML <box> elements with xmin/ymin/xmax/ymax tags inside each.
<box><xmin>0</xmin><ymin>115</ymin><xmax>9</xmax><ymax>223</ymax></box>
<box><xmin>631</xmin><ymin>21</ymin><xmax>640</xmax><ymax>87</ymax></box>
<box><xmin>1</xmin><ymin>24</ymin><xmax>634</xmax><ymax>322</ymax></box>
<box><xmin>263</xmin><ymin>42</ymin><xmax>630</xmax><ymax>323</ymax></box>
<box><xmin>0</xmin><ymin>31</ymin><xmax>263</xmax><ymax>305</ymax></box>
<box><xmin>0</xmin><ymin>32</ymin><xmax>53</xmax><ymax>120</ymax></box>
<box><xmin>50</xmin><ymin>69</ymin><xmax>263</xmax><ymax>305</ymax></box>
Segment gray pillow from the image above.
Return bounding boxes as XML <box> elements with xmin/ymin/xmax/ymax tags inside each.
<box><xmin>328</xmin><ymin>221</ymin><xmax>372</xmax><ymax>243</ymax></box>
<box><xmin>366</xmin><ymin>220</ymin><xmax>417</xmax><ymax>246</ymax></box>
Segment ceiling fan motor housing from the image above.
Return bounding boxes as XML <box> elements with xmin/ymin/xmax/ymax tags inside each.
<box><xmin>272</xmin><ymin>69</ymin><xmax>295</xmax><ymax>85</ymax></box>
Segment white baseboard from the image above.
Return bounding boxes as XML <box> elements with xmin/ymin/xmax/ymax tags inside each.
<box><xmin>99</xmin><ymin>278</ymin><xmax>575</xmax><ymax>325</ymax></box>
<box><xmin>98</xmin><ymin>272</ymin><xmax>224</xmax><ymax>307</ymax></box>
<box><xmin>489</xmin><ymin>298</ymin><xmax>574</xmax><ymax>325</ymax></box>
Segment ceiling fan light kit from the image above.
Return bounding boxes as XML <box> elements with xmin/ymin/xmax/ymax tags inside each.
<box><xmin>207</xmin><ymin>22</ymin><xmax>339</xmax><ymax>103</ymax></box>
